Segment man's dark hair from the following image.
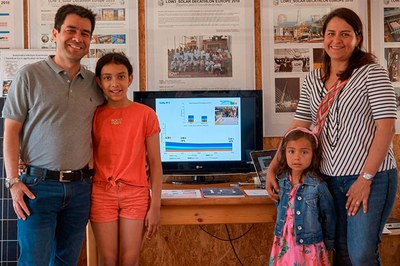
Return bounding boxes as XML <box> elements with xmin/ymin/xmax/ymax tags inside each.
<box><xmin>54</xmin><ymin>4</ymin><xmax>96</xmax><ymax>34</ymax></box>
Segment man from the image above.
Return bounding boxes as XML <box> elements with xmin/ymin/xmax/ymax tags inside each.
<box><xmin>2</xmin><ymin>4</ymin><xmax>104</xmax><ymax>265</ymax></box>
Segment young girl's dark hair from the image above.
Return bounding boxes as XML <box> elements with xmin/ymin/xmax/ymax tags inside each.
<box><xmin>95</xmin><ymin>52</ymin><xmax>133</xmax><ymax>78</ymax></box>
<box><xmin>277</xmin><ymin>128</ymin><xmax>321</xmax><ymax>179</ymax></box>
<box><xmin>321</xmin><ymin>7</ymin><xmax>377</xmax><ymax>83</ymax></box>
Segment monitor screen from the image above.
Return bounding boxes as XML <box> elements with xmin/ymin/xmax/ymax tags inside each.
<box><xmin>134</xmin><ymin>90</ymin><xmax>263</xmax><ymax>175</ymax></box>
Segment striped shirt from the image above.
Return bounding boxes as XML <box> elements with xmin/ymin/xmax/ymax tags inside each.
<box><xmin>295</xmin><ymin>64</ymin><xmax>397</xmax><ymax>176</ymax></box>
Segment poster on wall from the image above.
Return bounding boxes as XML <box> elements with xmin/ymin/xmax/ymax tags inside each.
<box><xmin>0</xmin><ymin>0</ymin><xmax>24</xmax><ymax>49</ymax></box>
<box><xmin>262</xmin><ymin>0</ymin><xmax>368</xmax><ymax>137</ymax></box>
<box><xmin>0</xmin><ymin>49</ymin><xmax>53</xmax><ymax>97</ymax></box>
<box><xmin>28</xmin><ymin>0</ymin><xmax>139</xmax><ymax>96</ymax></box>
<box><xmin>146</xmin><ymin>0</ymin><xmax>254</xmax><ymax>91</ymax></box>
<box><xmin>370</xmin><ymin>0</ymin><xmax>400</xmax><ymax>133</ymax></box>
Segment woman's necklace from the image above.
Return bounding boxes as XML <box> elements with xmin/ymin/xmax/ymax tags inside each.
<box><xmin>319</xmin><ymin>81</ymin><xmax>342</xmax><ymax>148</ymax></box>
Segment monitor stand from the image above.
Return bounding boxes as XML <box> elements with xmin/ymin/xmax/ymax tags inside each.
<box><xmin>171</xmin><ymin>175</ymin><xmax>230</xmax><ymax>185</ymax></box>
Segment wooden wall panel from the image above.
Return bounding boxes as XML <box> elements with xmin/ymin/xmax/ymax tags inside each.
<box><xmin>391</xmin><ymin>135</ymin><xmax>400</xmax><ymax>219</ymax></box>
<box><xmin>254</xmin><ymin>0</ymin><xmax>261</xmax><ymax>90</ymax></box>
<box><xmin>139</xmin><ymin>226</ymin><xmax>400</xmax><ymax>266</ymax></box>
<box><xmin>138</xmin><ymin>0</ymin><xmax>146</xmax><ymax>91</ymax></box>
<box><xmin>140</xmin><ymin>223</ymin><xmax>275</xmax><ymax>266</ymax></box>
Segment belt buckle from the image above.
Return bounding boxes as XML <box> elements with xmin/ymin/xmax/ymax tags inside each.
<box><xmin>59</xmin><ymin>170</ymin><xmax>73</xmax><ymax>182</ymax></box>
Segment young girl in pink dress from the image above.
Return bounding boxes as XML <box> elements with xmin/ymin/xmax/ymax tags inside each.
<box><xmin>269</xmin><ymin>127</ymin><xmax>336</xmax><ymax>266</ymax></box>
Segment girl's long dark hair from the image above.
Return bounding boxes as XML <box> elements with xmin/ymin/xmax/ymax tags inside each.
<box><xmin>321</xmin><ymin>8</ymin><xmax>377</xmax><ymax>83</ymax></box>
<box><xmin>277</xmin><ymin>129</ymin><xmax>321</xmax><ymax>179</ymax></box>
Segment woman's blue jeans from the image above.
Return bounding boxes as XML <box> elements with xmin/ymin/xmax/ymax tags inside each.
<box><xmin>17</xmin><ymin>172</ymin><xmax>92</xmax><ymax>266</ymax></box>
<box><xmin>325</xmin><ymin>168</ymin><xmax>398</xmax><ymax>266</ymax></box>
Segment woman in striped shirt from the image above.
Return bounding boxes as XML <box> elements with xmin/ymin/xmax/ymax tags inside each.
<box><xmin>266</xmin><ymin>8</ymin><xmax>397</xmax><ymax>266</ymax></box>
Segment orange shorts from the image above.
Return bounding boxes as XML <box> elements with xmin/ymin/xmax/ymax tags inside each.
<box><xmin>90</xmin><ymin>181</ymin><xmax>150</xmax><ymax>222</ymax></box>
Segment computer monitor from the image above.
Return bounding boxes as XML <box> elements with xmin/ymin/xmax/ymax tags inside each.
<box><xmin>134</xmin><ymin>90</ymin><xmax>263</xmax><ymax>183</ymax></box>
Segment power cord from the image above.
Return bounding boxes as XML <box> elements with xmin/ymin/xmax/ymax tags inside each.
<box><xmin>199</xmin><ymin>224</ymin><xmax>254</xmax><ymax>265</ymax></box>
<box><xmin>225</xmin><ymin>224</ymin><xmax>244</xmax><ymax>266</ymax></box>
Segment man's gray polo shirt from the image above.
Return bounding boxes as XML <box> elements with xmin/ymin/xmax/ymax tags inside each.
<box><xmin>2</xmin><ymin>56</ymin><xmax>104</xmax><ymax>171</ymax></box>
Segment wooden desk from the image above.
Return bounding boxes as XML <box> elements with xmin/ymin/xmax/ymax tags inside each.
<box><xmin>160</xmin><ymin>183</ymin><xmax>276</xmax><ymax>225</ymax></box>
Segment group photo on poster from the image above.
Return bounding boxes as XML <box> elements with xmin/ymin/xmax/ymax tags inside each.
<box><xmin>146</xmin><ymin>1</ymin><xmax>254</xmax><ymax>90</ymax></box>
<box><xmin>274</xmin><ymin>48</ymin><xmax>310</xmax><ymax>73</ymax></box>
<box><xmin>167</xmin><ymin>35</ymin><xmax>233</xmax><ymax>79</ymax></box>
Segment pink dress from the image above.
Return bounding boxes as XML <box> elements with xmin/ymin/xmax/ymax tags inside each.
<box><xmin>269</xmin><ymin>182</ymin><xmax>330</xmax><ymax>266</ymax></box>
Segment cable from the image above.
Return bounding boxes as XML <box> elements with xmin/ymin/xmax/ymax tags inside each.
<box><xmin>199</xmin><ymin>223</ymin><xmax>253</xmax><ymax>241</ymax></box>
<box><xmin>198</xmin><ymin>224</ymin><xmax>254</xmax><ymax>265</ymax></box>
<box><xmin>225</xmin><ymin>224</ymin><xmax>244</xmax><ymax>266</ymax></box>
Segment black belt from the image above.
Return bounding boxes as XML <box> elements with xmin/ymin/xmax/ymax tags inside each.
<box><xmin>26</xmin><ymin>165</ymin><xmax>94</xmax><ymax>182</ymax></box>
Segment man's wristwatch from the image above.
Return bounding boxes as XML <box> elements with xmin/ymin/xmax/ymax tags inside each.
<box><xmin>5</xmin><ymin>177</ymin><xmax>20</xmax><ymax>189</ymax></box>
<box><xmin>361</xmin><ymin>172</ymin><xmax>374</xmax><ymax>181</ymax></box>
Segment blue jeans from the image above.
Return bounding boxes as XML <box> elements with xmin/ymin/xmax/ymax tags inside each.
<box><xmin>17</xmin><ymin>172</ymin><xmax>92</xmax><ymax>266</ymax></box>
<box><xmin>326</xmin><ymin>169</ymin><xmax>398</xmax><ymax>266</ymax></box>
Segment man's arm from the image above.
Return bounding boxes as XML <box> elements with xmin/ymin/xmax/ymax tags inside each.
<box><xmin>4</xmin><ymin>118</ymin><xmax>35</xmax><ymax>220</ymax></box>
